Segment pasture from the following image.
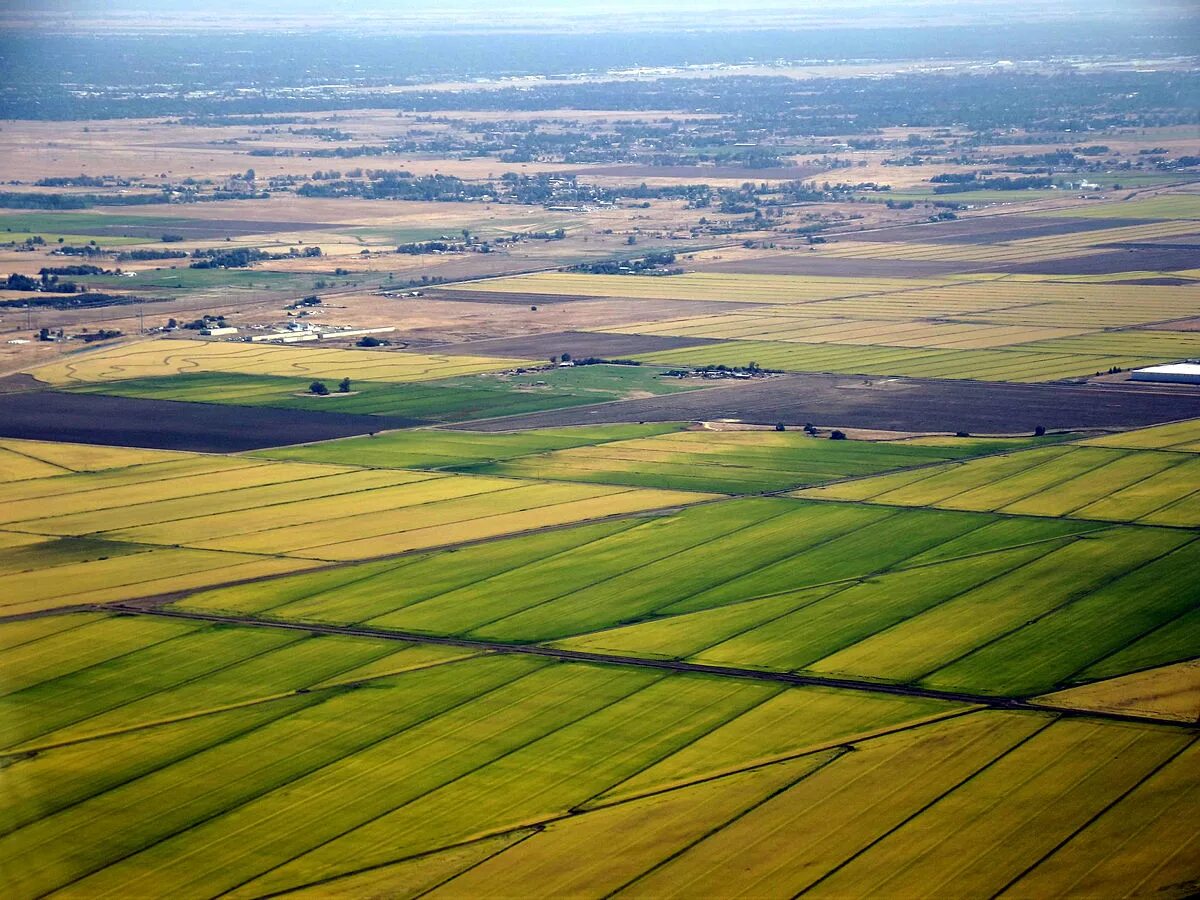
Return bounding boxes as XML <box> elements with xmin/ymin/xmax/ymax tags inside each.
<box><xmin>67</xmin><ymin>363</ymin><xmax>704</xmax><ymax>423</ymax></box>
<box><xmin>27</xmin><ymin>338</ymin><xmax>526</xmax><ymax>386</ymax></box>
<box><xmin>469</xmin><ymin>429</ymin><xmax>1062</xmax><ymax>493</ymax></box>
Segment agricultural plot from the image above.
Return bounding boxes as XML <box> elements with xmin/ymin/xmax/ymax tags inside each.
<box><xmin>634</xmin><ymin>339</ymin><xmax>1168</xmax><ymax>382</ymax></box>
<box><xmin>455</xmin><ymin>272</ymin><xmax>951</xmax><ymax>304</ymax></box>
<box><xmin>3</xmin><ymin>632</ymin><xmax>1192</xmax><ymax>900</ymax></box>
<box><xmin>27</xmin><ymin>338</ymin><xmax>525</xmax><ymax>386</ymax></box>
<box><xmin>1036</xmin><ymin>194</ymin><xmax>1200</xmax><ymax>220</ymax></box>
<box><xmin>612</xmin><ymin>313</ymin><xmax>1093</xmax><ymax>350</ymax></box>
<box><xmin>67</xmin><ymin>363</ymin><xmax>704</xmax><ymax>423</ymax></box>
<box><xmin>470</xmin><ymin>429</ymin><xmax>1059</xmax><ymax>494</ymax></box>
<box><xmin>256</xmin><ymin>423</ymin><xmax>682</xmax><ymax>469</ymax></box>
<box><xmin>0</xmin><ymin>434</ymin><xmax>708</xmax><ymax>614</ymax></box>
<box><xmin>173</xmin><ymin>493</ymin><xmax>1200</xmax><ymax>697</ymax></box>
<box><xmin>797</xmin><ymin>442</ymin><xmax>1200</xmax><ymax>526</ymax></box>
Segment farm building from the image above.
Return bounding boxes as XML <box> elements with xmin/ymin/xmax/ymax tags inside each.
<box><xmin>199</xmin><ymin>326</ymin><xmax>239</xmax><ymax>336</ymax></box>
<box><xmin>1130</xmin><ymin>363</ymin><xmax>1200</xmax><ymax>385</ymax></box>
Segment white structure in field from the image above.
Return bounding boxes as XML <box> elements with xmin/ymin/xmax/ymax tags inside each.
<box><xmin>199</xmin><ymin>326</ymin><xmax>239</xmax><ymax>336</ymax></box>
<box><xmin>1130</xmin><ymin>363</ymin><xmax>1200</xmax><ymax>385</ymax></box>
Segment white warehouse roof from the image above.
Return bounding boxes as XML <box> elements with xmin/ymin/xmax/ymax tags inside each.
<box><xmin>1130</xmin><ymin>363</ymin><xmax>1200</xmax><ymax>384</ymax></box>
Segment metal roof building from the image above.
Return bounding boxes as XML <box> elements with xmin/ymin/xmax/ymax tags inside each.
<box><xmin>1130</xmin><ymin>363</ymin><xmax>1200</xmax><ymax>385</ymax></box>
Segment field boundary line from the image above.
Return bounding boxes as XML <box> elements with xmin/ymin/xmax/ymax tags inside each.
<box><xmin>1055</xmin><ymin>606</ymin><xmax>1200</xmax><ymax>687</ymax></box>
<box><xmin>39</xmin><ymin>657</ymin><xmax>554</xmax><ymax>899</ymax></box>
<box><xmin>911</xmin><ymin>533</ymin><xmax>1200</xmax><ymax>691</ymax></box>
<box><xmin>680</xmin><ymin>537</ymin><xmax>1069</xmax><ymax>671</ymax></box>
<box><xmin>599</xmin><ymin>748</ymin><xmax>851</xmax><ymax>899</ymax></box>
<box><xmin>988</xmin><ymin>733</ymin><xmax>1200</xmax><ymax>899</ymax></box>
<box><xmin>458</xmin><ymin>501</ymin><xmax>800</xmax><ymax>639</ymax></box>
<box><xmin>572</xmin><ymin>684</ymin><xmax>789</xmax><ymax>812</ymax></box>
<box><xmin>98</xmin><ymin>605</ymin><xmax>1200</xmax><ymax>729</ymax></box>
<box><xmin>0</xmin><ymin>694</ymin><xmax>327</xmax><ymax>843</ymax></box>
<box><xmin>583</xmin><ymin>705</ymin><xmax>984</xmax><ymax>813</ymax></box>
<box><xmin>791</xmin><ymin>714</ymin><xmax>1061</xmax><ymax>899</ymax></box>
<box><xmin>1</xmin><ymin>627</ymin><xmax>315</xmax><ymax>752</ymax></box>
<box><xmin>213</xmin><ymin>670</ymin><xmax>672</xmax><ymax>899</ymax></box>
<box><xmin>298</xmin><ymin>518</ymin><xmax>644</xmax><ymax>624</ymax></box>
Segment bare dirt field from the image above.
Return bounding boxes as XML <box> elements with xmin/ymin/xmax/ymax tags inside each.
<box><xmin>693</xmin><ymin>255</ymin><xmax>973</xmax><ymax>277</ymax></box>
<box><xmin>452</xmin><ymin>373</ymin><xmax>1200</xmax><ymax>434</ymax></box>
<box><xmin>431</xmin><ymin>330</ymin><xmax>722</xmax><ymax>359</ymax></box>
<box><xmin>838</xmin><ymin>216</ymin><xmax>1153</xmax><ymax>245</ymax></box>
<box><xmin>995</xmin><ymin>246</ymin><xmax>1200</xmax><ymax>275</ymax></box>
<box><xmin>0</xmin><ymin>390</ymin><xmax>423</xmax><ymax>451</ymax></box>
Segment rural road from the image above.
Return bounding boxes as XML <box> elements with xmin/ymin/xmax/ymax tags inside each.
<box><xmin>103</xmin><ymin>603</ymin><xmax>1197</xmax><ymax>730</ymax></box>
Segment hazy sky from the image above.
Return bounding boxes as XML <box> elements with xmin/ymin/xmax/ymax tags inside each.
<box><xmin>7</xmin><ymin>0</ymin><xmax>1196</xmax><ymax>33</ymax></box>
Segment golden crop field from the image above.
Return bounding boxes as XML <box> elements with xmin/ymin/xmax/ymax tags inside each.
<box><xmin>456</xmin><ymin>271</ymin><xmax>952</xmax><ymax>303</ymax></box>
<box><xmin>27</xmin><ymin>339</ymin><xmax>526</xmax><ymax>386</ymax></box>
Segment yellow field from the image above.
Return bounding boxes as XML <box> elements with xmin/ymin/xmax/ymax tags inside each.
<box><xmin>1039</xmin><ymin>661</ymin><xmax>1200</xmax><ymax>723</ymax></box>
<box><xmin>815</xmin><ymin>220</ymin><xmax>1200</xmax><ymax>264</ymax></box>
<box><xmin>27</xmin><ymin>339</ymin><xmax>525</xmax><ymax>386</ymax></box>
<box><xmin>0</xmin><ymin>548</ymin><xmax>322</xmax><ymax>616</ymax></box>
<box><xmin>457</xmin><ymin>272</ymin><xmax>951</xmax><ymax>303</ymax></box>
<box><xmin>614</xmin><ymin>313</ymin><xmax>1093</xmax><ymax>349</ymax></box>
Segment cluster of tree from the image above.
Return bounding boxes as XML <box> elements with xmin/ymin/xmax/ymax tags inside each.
<box><xmin>116</xmin><ymin>248</ymin><xmax>189</xmax><ymax>261</ymax></box>
<box><xmin>931</xmin><ymin>174</ymin><xmax>1053</xmax><ymax>193</ymax></box>
<box><xmin>189</xmin><ymin>245</ymin><xmax>320</xmax><ymax>268</ymax></box>
<box><xmin>308</xmin><ymin>377</ymin><xmax>352</xmax><ymax>395</ymax></box>
<box><xmin>2</xmin><ymin>272</ymin><xmax>83</xmax><ymax>293</ymax></box>
<box><xmin>572</xmin><ymin>250</ymin><xmax>678</xmax><ymax>275</ymax></box>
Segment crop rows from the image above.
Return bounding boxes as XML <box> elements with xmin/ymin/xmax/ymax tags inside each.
<box><xmin>470</xmin><ymin>429</ymin><xmax>1053</xmax><ymax>494</ymax></box>
<box><xmin>2</xmin><ymin>627</ymin><xmax>1192</xmax><ymax>898</ymax></box>
<box><xmin>799</xmin><ymin>444</ymin><xmax>1200</xmax><ymax>526</ymax></box>
<box><xmin>636</xmin><ymin>339</ymin><xmax>1168</xmax><ymax>382</ymax></box>
<box><xmin>173</xmin><ymin>495</ymin><xmax>1198</xmax><ymax>696</ymax></box>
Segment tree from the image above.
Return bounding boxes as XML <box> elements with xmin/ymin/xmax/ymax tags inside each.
<box><xmin>1034</xmin><ymin>425</ymin><xmax>1046</xmax><ymax>437</ymax></box>
<box><xmin>338</xmin><ymin>377</ymin><xmax>351</xmax><ymax>393</ymax></box>
<box><xmin>309</xmin><ymin>380</ymin><xmax>329</xmax><ymax>396</ymax></box>
<box><xmin>560</xmin><ymin>352</ymin><xmax>572</xmax><ymax>362</ymax></box>
<box><xmin>830</xmin><ymin>430</ymin><xmax>847</xmax><ymax>440</ymax></box>
<box><xmin>775</xmin><ymin>423</ymin><xmax>786</xmax><ymax>432</ymax></box>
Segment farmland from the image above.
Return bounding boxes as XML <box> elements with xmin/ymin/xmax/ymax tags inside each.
<box><xmin>2</xmin><ymin>17</ymin><xmax>1199</xmax><ymax>898</ymax></box>
<box><xmin>28</xmin><ymin>339</ymin><xmax>526</xmax><ymax>386</ymax></box>
<box><xmin>65</xmin><ymin>362</ymin><xmax>706</xmax><ymax>423</ymax></box>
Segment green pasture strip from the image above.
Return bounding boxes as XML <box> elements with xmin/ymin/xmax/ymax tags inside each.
<box><xmin>1033</xmin><ymin>194</ymin><xmax>1200</xmax><ymax>220</ymax></box>
<box><xmin>25</xmin><ymin>632</ymin><xmax>415</xmax><ymax>750</ymax></box>
<box><xmin>0</xmin><ymin>624</ymin><xmax>309</xmax><ymax>750</ymax></box>
<box><xmin>1075</xmin><ymin>601</ymin><xmax>1200</xmax><ymax>682</ymax></box>
<box><xmin>255</xmin><ymin>422</ymin><xmax>684</xmax><ymax>470</ymax></box>
<box><xmin>923</xmin><ymin>536</ymin><xmax>1200</xmax><ymax>696</ymax></box>
<box><xmin>73</xmin><ymin>365</ymin><xmax>701</xmax><ymax>424</ymax></box>
<box><xmin>806</xmin><ymin>526</ymin><xmax>1192</xmax><ymax>689</ymax></box>
<box><xmin>0</xmin><ymin>693</ymin><xmax>321</xmax><ymax>840</ymax></box>
<box><xmin>469</xmin><ymin>431</ymin><xmax>1063</xmax><ymax>494</ymax></box>
<box><xmin>213</xmin><ymin>672</ymin><xmax>776</xmax><ymax>898</ymax></box>
<box><xmin>633</xmin><ymin>340</ymin><xmax>1176</xmax><ymax>383</ymax></box>
<box><xmin>1081</xmin><ymin>418</ymin><xmax>1200</xmax><ymax>451</ymax></box>
<box><xmin>0</xmin><ymin>654</ymin><xmax>544</xmax><ymax>899</ymax></box>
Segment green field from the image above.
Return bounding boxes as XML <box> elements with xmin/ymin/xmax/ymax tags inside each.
<box><xmin>468</xmin><ymin>429</ymin><xmax>1066</xmax><ymax>493</ymax></box>
<box><xmin>797</xmin><ymin>443</ymin><xmax>1200</xmax><ymax>525</ymax></box>
<box><xmin>3</xmin><ymin>616</ymin><xmax>1192</xmax><ymax>898</ymax></box>
<box><xmin>256</xmin><ymin>423</ymin><xmax>682</xmax><ymax>469</ymax></box>
<box><xmin>69</xmin><ymin>364</ymin><xmax>703</xmax><ymax>422</ymax></box>
<box><xmin>634</xmin><ymin>339</ymin><xmax>1180</xmax><ymax>383</ymax></box>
